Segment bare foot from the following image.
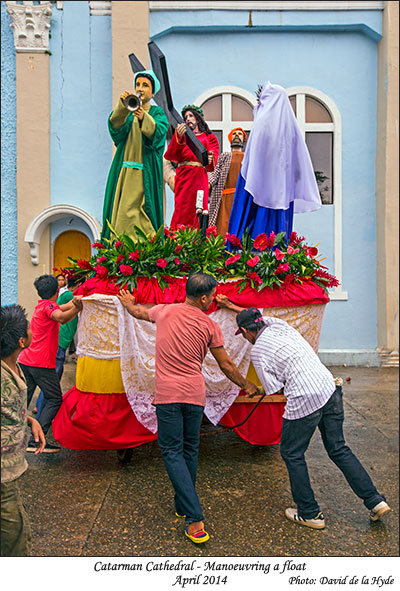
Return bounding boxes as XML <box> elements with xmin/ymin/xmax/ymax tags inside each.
<box><xmin>188</xmin><ymin>521</ymin><xmax>204</xmax><ymax>534</ymax></box>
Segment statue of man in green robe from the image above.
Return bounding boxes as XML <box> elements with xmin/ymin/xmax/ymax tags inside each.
<box><xmin>101</xmin><ymin>70</ymin><xmax>169</xmax><ymax>241</ymax></box>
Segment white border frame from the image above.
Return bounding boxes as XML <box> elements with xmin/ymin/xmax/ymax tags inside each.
<box><xmin>286</xmin><ymin>86</ymin><xmax>347</xmax><ymax>300</ymax></box>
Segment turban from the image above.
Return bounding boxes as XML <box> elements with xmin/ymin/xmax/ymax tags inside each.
<box><xmin>228</xmin><ymin>127</ymin><xmax>247</xmax><ymax>144</ymax></box>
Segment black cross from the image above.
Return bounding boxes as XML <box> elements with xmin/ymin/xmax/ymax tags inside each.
<box><xmin>129</xmin><ymin>42</ymin><xmax>208</xmax><ymax>166</ymax></box>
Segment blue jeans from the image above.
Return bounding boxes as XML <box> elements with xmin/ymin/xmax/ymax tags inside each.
<box><xmin>36</xmin><ymin>346</ymin><xmax>66</xmax><ymax>419</ymax></box>
<box><xmin>280</xmin><ymin>386</ymin><xmax>386</xmax><ymax>519</ymax></box>
<box><xmin>156</xmin><ymin>403</ymin><xmax>204</xmax><ymax>524</ymax></box>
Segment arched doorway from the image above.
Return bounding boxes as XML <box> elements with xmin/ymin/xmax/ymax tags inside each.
<box><xmin>53</xmin><ymin>230</ymin><xmax>91</xmax><ymax>273</ymax></box>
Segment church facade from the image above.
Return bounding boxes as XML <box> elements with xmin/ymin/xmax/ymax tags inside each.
<box><xmin>1</xmin><ymin>1</ymin><xmax>398</xmax><ymax>366</ymax></box>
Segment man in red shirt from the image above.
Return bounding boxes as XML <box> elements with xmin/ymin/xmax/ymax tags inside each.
<box><xmin>19</xmin><ymin>275</ymin><xmax>82</xmax><ymax>453</ymax></box>
<box><xmin>118</xmin><ymin>273</ymin><xmax>258</xmax><ymax>543</ymax></box>
<box><xmin>164</xmin><ymin>105</ymin><xmax>219</xmax><ymax>229</ymax></box>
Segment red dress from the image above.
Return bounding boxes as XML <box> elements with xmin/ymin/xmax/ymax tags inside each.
<box><xmin>164</xmin><ymin>130</ymin><xmax>220</xmax><ymax>228</ymax></box>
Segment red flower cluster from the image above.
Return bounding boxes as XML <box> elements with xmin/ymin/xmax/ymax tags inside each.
<box><xmin>253</xmin><ymin>232</ymin><xmax>275</xmax><ymax>250</ymax></box>
<box><xmin>289</xmin><ymin>232</ymin><xmax>305</xmax><ymax>245</ymax></box>
<box><xmin>225</xmin><ymin>254</ymin><xmax>241</xmax><ymax>266</ymax></box>
<box><xmin>247</xmin><ymin>272</ymin><xmax>262</xmax><ymax>285</ymax></box>
<box><xmin>117</xmin><ymin>254</ymin><xmax>124</xmax><ymax>263</ymax></box>
<box><xmin>313</xmin><ymin>268</ymin><xmax>339</xmax><ymax>287</ymax></box>
<box><xmin>206</xmin><ymin>226</ymin><xmax>218</xmax><ymax>238</ymax></box>
<box><xmin>119</xmin><ymin>264</ymin><xmax>133</xmax><ymax>276</ymax></box>
<box><xmin>77</xmin><ymin>259</ymin><xmax>93</xmax><ymax>270</ymax></box>
<box><xmin>91</xmin><ymin>242</ymin><xmax>105</xmax><ymax>249</ymax></box>
<box><xmin>94</xmin><ymin>265</ymin><xmax>108</xmax><ymax>278</ymax></box>
<box><xmin>275</xmin><ymin>263</ymin><xmax>290</xmax><ymax>274</ymax></box>
<box><xmin>225</xmin><ymin>233</ymin><xmax>243</xmax><ymax>249</ymax></box>
<box><xmin>97</xmin><ymin>256</ymin><xmax>107</xmax><ymax>263</ymax></box>
<box><xmin>174</xmin><ymin>244</ymin><xmax>183</xmax><ymax>254</ymax></box>
<box><xmin>247</xmin><ymin>256</ymin><xmax>260</xmax><ymax>268</ymax></box>
<box><xmin>156</xmin><ymin>258</ymin><xmax>168</xmax><ymax>269</ymax></box>
<box><xmin>129</xmin><ymin>251</ymin><xmax>140</xmax><ymax>261</ymax></box>
<box><xmin>115</xmin><ymin>240</ymin><xmax>122</xmax><ymax>249</ymax></box>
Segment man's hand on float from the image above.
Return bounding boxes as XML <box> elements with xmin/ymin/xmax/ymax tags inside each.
<box><xmin>215</xmin><ymin>294</ymin><xmax>244</xmax><ymax>314</ymax></box>
<box><xmin>242</xmin><ymin>381</ymin><xmax>260</xmax><ymax>398</ymax></box>
<box><xmin>176</xmin><ymin>123</ymin><xmax>187</xmax><ymax>138</ymax></box>
<box><xmin>117</xmin><ymin>289</ymin><xmax>136</xmax><ymax>310</ymax></box>
<box><xmin>72</xmin><ymin>295</ymin><xmax>83</xmax><ymax>311</ymax></box>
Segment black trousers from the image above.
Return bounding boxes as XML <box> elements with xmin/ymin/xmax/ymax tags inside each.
<box><xmin>19</xmin><ymin>364</ymin><xmax>62</xmax><ymax>436</ymax></box>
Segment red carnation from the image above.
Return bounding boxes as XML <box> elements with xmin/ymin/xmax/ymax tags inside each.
<box><xmin>156</xmin><ymin>258</ymin><xmax>168</xmax><ymax>269</ymax></box>
<box><xmin>94</xmin><ymin>264</ymin><xmax>108</xmax><ymax>278</ymax></box>
<box><xmin>225</xmin><ymin>254</ymin><xmax>241</xmax><ymax>266</ymax></box>
<box><xmin>306</xmin><ymin>246</ymin><xmax>319</xmax><ymax>257</ymax></box>
<box><xmin>267</xmin><ymin>231</ymin><xmax>276</xmax><ymax>248</ymax></box>
<box><xmin>246</xmin><ymin>256</ymin><xmax>260</xmax><ymax>268</ymax></box>
<box><xmin>206</xmin><ymin>225</ymin><xmax>218</xmax><ymax>238</ymax></box>
<box><xmin>253</xmin><ymin>233</ymin><xmax>269</xmax><ymax>251</ymax></box>
<box><xmin>117</xmin><ymin>254</ymin><xmax>124</xmax><ymax>262</ymax></box>
<box><xmin>119</xmin><ymin>264</ymin><xmax>133</xmax><ymax>276</ymax></box>
<box><xmin>247</xmin><ymin>272</ymin><xmax>263</xmax><ymax>285</ymax></box>
<box><xmin>115</xmin><ymin>240</ymin><xmax>122</xmax><ymax>249</ymax></box>
<box><xmin>174</xmin><ymin>258</ymin><xmax>181</xmax><ymax>265</ymax></box>
<box><xmin>92</xmin><ymin>242</ymin><xmax>105</xmax><ymax>249</ymax></box>
<box><xmin>164</xmin><ymin>227</ymin><xmax>171</xmax><ymax>236</ymax></box>
<box><xmin>174</xmin><ymin>244</ymin><xmax>183</xmax><ymax>254</ymax></box>
<box><xmin>97</xmin><ymin>256</ymin><xmax>107</xmax><ymax>263</ymax></box>
<box><xmin>129</xmin><ymin>250</ymin><xmax>140</xmax><ymax>261</ymax></box>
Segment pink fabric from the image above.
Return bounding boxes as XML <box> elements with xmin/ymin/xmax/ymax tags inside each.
<box><xmin>19</xmin><ymin>300</ymin><xmax>60</xmax><ymax>369</ymax></box>
<box><xmin>148</xmin><ymin>303</ymin><xmax>224</xmax><ymax>405</ymax></box>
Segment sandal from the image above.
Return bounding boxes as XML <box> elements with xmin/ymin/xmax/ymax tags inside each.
<box><xmin>185</xmin><ymin>525</ymin><xmax>210</xmax><ymax>544</ymax></box>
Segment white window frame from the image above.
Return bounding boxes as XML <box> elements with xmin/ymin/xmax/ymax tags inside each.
<box><xmin>194</xmin><ymin>86</ymin><xmax>256</xmax><ymax>153</ymax></box>
<box><xmin>286</xmin><ymin>86</ymin><xmax>347</xmax><ymax>300</ymax></box>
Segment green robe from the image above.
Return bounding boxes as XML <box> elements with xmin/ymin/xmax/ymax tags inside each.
<box><xmin>101</xmin><ymin>100</ymin><xmax>169</xmax><ymax>240</ymax></box>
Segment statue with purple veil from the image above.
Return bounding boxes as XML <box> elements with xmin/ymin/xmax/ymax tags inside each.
<box><xmin>228</xmin><ymin>81</ymin><xmax>322</xmax><ymax>243</ymax></box>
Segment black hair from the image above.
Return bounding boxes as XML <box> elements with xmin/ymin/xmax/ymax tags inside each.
<box><xmin>186</xmin><ymin>273</ymin><xmax>218</xmax><ymax>299</ymax></box>
<box><xmin>184</xmin><ymin>110</ymin><xmax>212</xmax><ymax>136</ymax></box>
<box><xmin>56</xmin><ymin>273</ymin><xmax>65</xmax><ymax>280</ymax></box>
<box><xmin>236</xmin><ymin>308</ymin><xmax>265</xmax><ymax>333</ymax></box>
<box><xmin>34</xmin><ymin>274</ymin><xmax>59</xmax><ymax>299</ymax></box>
<box><xmin>66</xmin><ymin>275</ymin><xmax>83</xmax><ymax>290</ymax></box>
<box><xmin>0</xmin><ymin>304</ymin><xmax>29</xmax><ymax>358</ymax></box>
<box><xmin>135</xmin><ymin>73</ymin><xmax>155</xmax><ymax>93</ymax></box>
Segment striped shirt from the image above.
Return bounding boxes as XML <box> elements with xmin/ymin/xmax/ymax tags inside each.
<box><xmin>250</xmin><ymin>317</ymin><xmax>335</xmax><ymax>420</ymax></box>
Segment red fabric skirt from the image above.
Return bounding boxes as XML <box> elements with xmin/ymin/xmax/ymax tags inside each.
<box><xmin>170</xmin><ymin>166</ymin><xmax>209</xmax><ymax>229</ymax></box>
<box><xmin>52</xmin><ymin>387</ymin><xmax>157</xmax><ymax>450</ymax></box>
<box><xmin>219</xmin><ymin>402</ymin><xmax>285</xmax><ymax>446</ymax></box>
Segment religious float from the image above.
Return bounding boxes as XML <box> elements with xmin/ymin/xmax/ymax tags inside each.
<box><xmin>52</xmin><ymin>224</ymin><xmax>338</xmax><ymax>462</ymax></box>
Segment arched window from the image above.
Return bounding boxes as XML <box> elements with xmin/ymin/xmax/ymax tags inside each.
<box><xmin>288</xmin><ymin>92</ymin><xmax>336</xmax><ymax>205</ymax></box>
<box><xmin>194</xmin><ymin>86</ymin><xmax>256</xmax><ymax>152</ymax></box>
<box><xmin>286</xmin><ymin>86</ymin><xmax>346</xmax><ymax>300</ymax></box>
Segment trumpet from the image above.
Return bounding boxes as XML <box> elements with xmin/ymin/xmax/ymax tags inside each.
<box><xmin>123</xmin><ymin>92</ymin><xmax>142</xmax><ymax>112</ymax></box>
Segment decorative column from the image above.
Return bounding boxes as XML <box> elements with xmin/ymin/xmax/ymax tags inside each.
<box><xmin>6</xmin><ymin>1</ymin><xmax>52</xmax><ymax>319</ymax></box>
<box><xmin>376</xmin><ymin>0</ymin><xmax>399</xmax><ymax>367</ymax></box>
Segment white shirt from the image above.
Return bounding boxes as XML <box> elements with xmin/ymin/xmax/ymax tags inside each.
<box><xmin>250</xmin><ymin>317</ymin><xmax>335</xmax><ymax>420</ymax></box>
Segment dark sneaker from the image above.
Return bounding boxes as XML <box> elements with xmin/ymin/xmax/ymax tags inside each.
<box><xmin>285</xmin><ymin>507</ymin><xmax>325</xmax><ymax>529</ymax></box>
<box><xmin>370</xmin><ymin>501</ymin><xmax>391</xmax><ymax>521</ymax></box>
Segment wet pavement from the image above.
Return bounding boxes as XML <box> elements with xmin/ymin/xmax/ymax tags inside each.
<box><xmin>22</xmin><ymin>362</ymin><xmax>398</xmax><ymax>558</ymax></box>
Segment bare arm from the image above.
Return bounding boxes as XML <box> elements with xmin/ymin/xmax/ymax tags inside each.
<box><xmin>209</xmin><ymin>346</ymin><xmax>259</xmax><ymax>396</ymax></box>
<box><xmin>215</xmin><ymin>294</ymin><xmax>244</xmax><ymax>314</ymax></box>
<box><xmin>51</xmin><ymin>296</ymin><xmax>82</xmax><ymax>325</ymax></box>
<box><xmin>117</xmin><ymin>289</ymin><xmax>152</xmax><ymax>321</ymax></box>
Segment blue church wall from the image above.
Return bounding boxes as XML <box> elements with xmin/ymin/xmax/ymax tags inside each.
<box><xmin>1</xmin><ymin>2</ymin><xmax>383</xmax><ymax>358</ymax></box>
<box><xmin>49</xmin><ymin>2</ymin><xmax>112</xmax><ymax>223</ymax></box>
<box><xmin>1</xmin><ymin>2</ymin><xmax>17</xmax><ymax>305</ymax></box>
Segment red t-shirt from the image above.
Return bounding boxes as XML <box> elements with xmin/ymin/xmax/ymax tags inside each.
<box><xmin>19</xmin><ymin>299</ymin><xmax>60</xmax><ymax>369</ymax></box>
<box><xmin>148</xmin><ymin>303</ymin><xmax>224</xmax><ymax>406</ymax></box>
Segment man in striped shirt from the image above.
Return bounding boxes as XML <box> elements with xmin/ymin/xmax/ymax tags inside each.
<box><xmin>217</xmin><ymin>298</ymin><xmax>391</xmax><ymax>529</ymax></box>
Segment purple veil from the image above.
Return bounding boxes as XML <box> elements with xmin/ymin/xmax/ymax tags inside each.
<box><xmin>241</xmin><ymin>81</ymin><xmax>322</xmax><ymax>214</ymax></box>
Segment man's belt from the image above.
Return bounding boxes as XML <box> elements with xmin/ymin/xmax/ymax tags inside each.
<box><xmin>177</xmin><ymin>161</ymin><xmax>203</xmax><ymax>168</ymax></box>
<box><xmin>122</xmin><ymin>161</ymin><xmax>143</xmax><ymax>170</ymax></box>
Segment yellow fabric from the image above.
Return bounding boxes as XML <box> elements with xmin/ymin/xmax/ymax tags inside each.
<box><xmin>245</xmin><ymin>362</ymin><xmax>263</xmax><ymax>388</ymax></box>
<box><xmin>76</xmin><ymin>356</ymin><xmax>125</xmax><ymax>393</ymax></box>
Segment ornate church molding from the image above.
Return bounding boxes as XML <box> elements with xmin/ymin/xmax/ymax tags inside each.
<box><xmin>6</xmin><ymin>1</ymin><xmax>52</xmax><ymax>53</ymax></box>
<box><xmin>24</xmin><ymin>205</ymin><xmax>101</xmax><ymax>265</ymax></box>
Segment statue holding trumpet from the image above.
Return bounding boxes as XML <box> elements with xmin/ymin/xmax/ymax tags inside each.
<box><xmin>101</xmin><ymin>70</ymin><xmax>169</xmax><ymax>241</ymax></box>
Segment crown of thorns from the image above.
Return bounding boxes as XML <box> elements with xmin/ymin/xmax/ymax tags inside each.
<box><xmin>181</xmin><ymin>104</ymin><xmax>204</xmax><ymax>117</ymax></box>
